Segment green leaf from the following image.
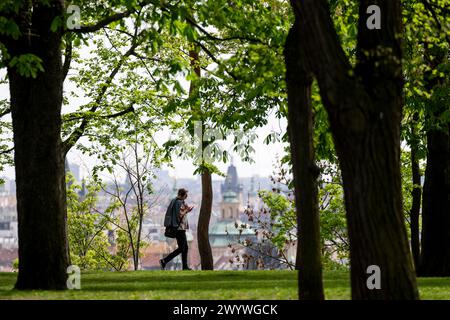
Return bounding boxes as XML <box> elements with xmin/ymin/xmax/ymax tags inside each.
<box><xmin>9</xmin><ymin>54</ymin><xmax>45</xmax><ymax>78</ymax></box>
<box><xmin>0</xmin><ymin>17</ymin><xmax>20</xmax><ymax>40</ymax></box>
<box><xmin>51</xmin><ymin>16</ymin><xmax>63</xmax><ymax>33</ymax></box>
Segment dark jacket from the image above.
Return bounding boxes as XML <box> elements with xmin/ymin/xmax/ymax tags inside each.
<box><xmin>164</xmin><ymin>197</ymin><xmax>183</xmax><ymax>228</ymax></box>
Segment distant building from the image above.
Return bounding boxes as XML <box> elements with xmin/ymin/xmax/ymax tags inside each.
<box><xmin>220</xmin><ymin>190</ymin><xmax>240</xmax><ymax>220</ymax></box>
<box><xmin>0</xmin><ymin>195</ymin><xmax>18</xmax><ymax>250</ymax></box>
<box><xmin>0</xmin><ymin>179</ymin><xmax>18</xmax><ymax>270</ymax></box>
<box><xmin>0</xmin><ymin>177</ymin><xmax>16</xmax><ymax>195</ymax></box>
<box><xmin>209</xmin><ymin>164</ymin><xmax>257</xmax><ymax>270</ymax></box>
<box><xmin>220</xmin><ymin>164</ymin><xmax>241</xmax><ymax>193</ymax></box>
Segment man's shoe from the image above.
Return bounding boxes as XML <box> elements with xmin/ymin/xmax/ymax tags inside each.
<box><xmin>182</xmin><ymin>267</ymin><xmax>192</xmax><ymax>270</ymax></box>
<box><xmin>159</xmin><ymin>259</ymin><xmax>166</xmax><ymax>270</ymax></box>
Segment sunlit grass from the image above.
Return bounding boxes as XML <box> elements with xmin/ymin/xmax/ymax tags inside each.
<box><xmin>0</xmin><ymin>270</ymin><xmax>448</xmax><ymax>300</ymax></box>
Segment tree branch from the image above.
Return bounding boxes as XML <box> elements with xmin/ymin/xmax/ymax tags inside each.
<box><xmin>0</xmin><ymin>107</ymin><xmax>11</xmax><ymax>118</ymax></box>
<box><xmin>420</xmin><ymin>0</ymin><xmax>450</xmax><ymax>45</ymax></box>
<box><xmin>0</xmin><ymin>147</ymin><xmax>14</xmax><ymax>155</ymax></box>
<box><xmin>68</xmin><ymin>10</ymin><xmax>133</xmax><ymax>34</ymax></box>
<box><xmin>194</xmin><ymin>40</ymin><xmax>238</xmax><ymax>81</ymax></box>
<box><xmin>62</xmin><ymin>39</ymin><xmax>73</xmax><ymax>81</ymax></box>
<box><xmin>289</xmin><ymin>0</ymin><xmax>359</xmax><ymax>119</ymax></box>
<box><xmin>63</xmin><ymin>105</ymin><xmax>135</xmax><ymax>123</ymax></box>
<box><xmin>62</xmin><ymin>38</ymin><xmax>142</xmax><ymax>155</ymax></box>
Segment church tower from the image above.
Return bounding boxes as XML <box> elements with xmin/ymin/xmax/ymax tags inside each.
<box><xmin>220</xmin><ymin>163</ymin><xmax>243</xmax><ymax>195</ymax></box>
<box><xmin>220</xmin><ymin>191</ymin><xmax>241</xmax><ymax>220</ymax></box>
<box><xmin>220</xmin><ymin>163</ymin><xmax>243</xmax><ymax>220</ymax></box>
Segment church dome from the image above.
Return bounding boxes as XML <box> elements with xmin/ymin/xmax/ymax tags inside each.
<box><xmin>209</xmin><ymin>219</ymin><xmax>254</xmax><ymax>236</ymax></box>
<box><xmin>222</xmin><ymin>190</ymin><xmax>240</xmax><ymax>203</ymax></box>
<box><xmin>209</xmin><ymin>219</ymin><xmax>256</xmax><ymax>248</ymax></box>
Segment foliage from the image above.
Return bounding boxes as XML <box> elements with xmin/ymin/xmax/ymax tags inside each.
<box><xmin>318</xmin><ymin>164</ymin><xmax>348</xmax><ymax>267</ymax></box>
<box><xmin>402</xmin><ymin>0</ymin><xmax>449</xmax><ymax>155</ymax></box>
<box><xmin>11</xmin><ymin>258</ymin><xmax>18</xmax><ymax>272</ymax></box>
<box><xmin>66</xmin><ymin>172</ymin><xmax>122</xmax><ymax>271</ymax></box>
<box><xmin>231</xmin><ymin>160</ymin><xmax>348</xmax><ymax>270</ymax></box>
<box><xmin>93</xmin><ymin>138</ymin><xmax>167</xmax><ymax>270</ymax></box>
<box><xmin>8</xmin><ymin>54</ymin><xmax>44</xmax><ymax>78</ymax></box>
<box><xmin>235</xmin><ymin>188</ymin><xmax>297</xmax><ymax>270</ymax></box>
<box><xmin>67</xmin><ymin>163</ymin><xmax>164</xmax><ymax>272</ymax></box>
<box><xmin>400</xmin><ymin>149</ymin><xmax>426</xmax><ymax>236</ymax></box>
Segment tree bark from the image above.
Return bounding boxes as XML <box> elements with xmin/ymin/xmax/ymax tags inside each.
<box><xmin>284</xmin><ymin>21</ymin><xmax>324</xmax><ymax>300</ymax></box>
<box><xmin>198</xmin><ymin>169</ymin><xmax>214</xmax><ymax>270</ymax></box>
<box><xmin>420</xmin><ymin>125</ymin><xmax>450</xmax><ymax>276</ymax></box>
<box><xmin>6</xmin><ymin>1</ymin><xmax>69</xmax><ymax>289</ymax></box>
<box><xmin>289</xmin><ymin>0</ymin><xmax>418</xmax><ymax>299</ymax></box>
<box><xmin>188</xmin><ymin>44</ymin><xmax>214</xmax><ymax>270</ymax></box>
<box><xmin>418</xmin><ymin>45</ymin><xmax>450</xmax><ymax>277</ymax></box>
<box><xmin>409</xmin><ymin>138</ymin><xmax>421</xmax><ymax>271</ymax></box>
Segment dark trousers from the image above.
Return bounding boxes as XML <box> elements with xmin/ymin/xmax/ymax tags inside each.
<box><xmin>163</xmin><ymin>230</ymin><xmax>188</xmax><ymax>268</ymax></box>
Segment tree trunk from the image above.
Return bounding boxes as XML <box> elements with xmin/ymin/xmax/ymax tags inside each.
<box><xmin>134</xmin><ymin>229</ymin><xmax>141</xmax><ymax>271</ymax></box>
<box><xmin>7</xmin><ymin>1</ymin><xmax>69</xmax><ymax>289</ymax></box>
<box><xmin>289</xmin><ymin>0</ymin><xmax>419</xmax><ymax>299</ymax></box>
<box><xmin>410</xmin><ymin>142</ymin><xmax>421</xmax><ymax>271</ymax></box>
<box><xmin>333</xmin><ymin>113</ymin><xmax>418</xmax><ymax>299</ymax></box>
<box><xmin>418</xmin><ymin>45</ymin><xmax>450</xmax><ymax>277</ymax></box>
<box><xmin>198</xmin><ymin>169</ymin><xmax>214</xmax><ymax>270</ymax></box>
<box><xmin>420</xmin><ymin>126</ymin><xmax>450</xmax><ymax>276</ymax></box>
<box><xmin>135</xmin><ymin>218</ymin><xmax>143</xmax><ymax>271</ymax></box>
<box><xmin>188</xmin><ymin>43</ymin><xmax>214</xmax><ymax>270</ymax></box>
<box><xmin>284</xmin><ymin>22</ymin><xmax>324</xmax><ymax>300</ymax></box>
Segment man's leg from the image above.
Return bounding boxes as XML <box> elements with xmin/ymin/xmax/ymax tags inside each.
<box><xmin>162</xmin><ymin>231</ymin><xmax>184</xmax><ymax>264</ymax></box>
<box><xmin>179</xmin><ymin>231</ymin><xmax>190</xmax><ymax>269</ymax></box>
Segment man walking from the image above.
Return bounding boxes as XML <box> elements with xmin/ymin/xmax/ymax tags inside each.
<box><xmin>160</xmin><ymin>188</ymin><xmax>193</xmax><ymax>270</ymax></box>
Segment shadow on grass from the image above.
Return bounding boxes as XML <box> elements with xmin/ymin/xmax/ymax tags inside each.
<box><xmin>4</xmin><ymin>270</ymin><xmax>447</xmax><ymax>300</ymax></box>
<box><xmin>78</xmin><ymin>271</ymin><xmax>298</xmax><ymax>292</ymax></box>
<box><xmin>0</xmin><ymin>270</ymin><xmax>299</xmax><ymax>297</ymax></box>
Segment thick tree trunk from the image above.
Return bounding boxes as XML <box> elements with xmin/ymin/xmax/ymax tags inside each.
<box><xmin>284</xmin><ymin>23</ymin><xmax>324</xmax><ymax>300</ymax></box>
<box><xmin>410</xmin><ymin>144</ymin><xmax>421</xmax><ymax>271</ymax></box>
<box><xmin>289</xmin><ymin>0</ymin><xmax>419</xmax><ymax>299</ymax></box>
<box><xmin>198</xmin><ymin>169</ymin><xmax>214</xmax><ymax>270</ymax></box>
<box><xmin>332</xmin><ymin>106</ymin><xmax>418</xmax><ymax>299</ymax></box>
<box><xmin>7</xmin><ymin>1</ymin><xmax>69</xmax><ymax>289</ymax></box>
<box><xmin>420</xmin><ymin>126</ymin><xmax>450</xmax><ymax>276</ymax></box>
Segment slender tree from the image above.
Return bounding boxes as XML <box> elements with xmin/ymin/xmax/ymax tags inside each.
<box><xmin>409</xmin><ymin>124</ymin><xmax>422</xmax><ymax>270</ymax></box>
<box><xmin>284</xmin><ymin>19</ymin><xmax>324</xmax><ymax>299</ymax></box>
<box><xmin>189</xmin><ymin>45</ymin><xmax>214</xmax><ymax>270</ymax></box>
<box><xmin>420</xmin><ymin>61</ymin><xmax>450</xmax><ymax>276</ymax></box>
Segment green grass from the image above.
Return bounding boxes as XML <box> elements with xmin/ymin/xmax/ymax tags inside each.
<box><xmin>0</xmin><ymin>270</ymin><xmax>448</xmax><ymax>300</ymax></box>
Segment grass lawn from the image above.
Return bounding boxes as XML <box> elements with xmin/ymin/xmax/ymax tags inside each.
<box><xmin>0</xmin><ymin>270</ymin><xmax>449</xmax><ymax>300</ymax></box>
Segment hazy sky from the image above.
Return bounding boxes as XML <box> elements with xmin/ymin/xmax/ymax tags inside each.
<box><xmin>64</xmin><ymin>113</ymin><xmax>288</xmax><ymax>180</ymax></box>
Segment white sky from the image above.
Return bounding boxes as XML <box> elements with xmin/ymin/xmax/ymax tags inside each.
<box><xmin>63</xmin><ymin>111</ymin><xmax>288</xmax><ymax>180</ymax></box>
